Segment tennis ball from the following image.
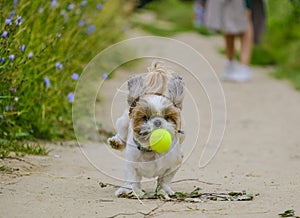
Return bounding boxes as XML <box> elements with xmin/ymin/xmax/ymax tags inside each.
<box><xmin>150</xmin><ymin>129</ymin><xmax>172</xmax><ymax>153</ymax></box>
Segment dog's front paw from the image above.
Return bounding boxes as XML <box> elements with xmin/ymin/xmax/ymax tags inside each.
<box><xmin>115</xmin><ymin>186</ymin><xmax>132</xmax><ymax>196</ymax></box>
<box><xmin>107</xmin><ymin>135</ymin><xmax>126</xmax><ymax>150</ymax></box>
<box><xmin>115</xmin><ymin>185</ymin><xmax>145</xmax><ymax>197</ymax></box>
<box><xmin>157</xmin><ymin>184</ymin><xmax>175</xmax><ymax>196</ymax></box>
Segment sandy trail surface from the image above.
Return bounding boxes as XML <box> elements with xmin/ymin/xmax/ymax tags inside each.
<box><xmin>1</xmin><ymin>32</ymin><xmax>300</xmax><ymax>218</ymax></box>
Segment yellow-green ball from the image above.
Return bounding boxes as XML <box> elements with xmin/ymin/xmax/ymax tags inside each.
<box><xmin>150</xmin><ymin>129</ymin><xmax>172</xmax><ymax>153</ymax></box>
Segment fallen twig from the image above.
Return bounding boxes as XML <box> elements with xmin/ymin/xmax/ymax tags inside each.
<box><xmin>107</xmin><ymin>202</ymin><xmax>165</xmax><ymax>218</ymax></box>
<box><xmin>171</xmin><ymin>178</ymin><xmax>221</xmax><ymax>186</ymax></box>
<box><xmin>99</xmin><ymin>182</ymin><xmax>131</xmax><ymax>190</ymax></box>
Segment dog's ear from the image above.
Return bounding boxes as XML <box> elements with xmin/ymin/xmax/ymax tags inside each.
<box><xmin>127</xmin><ymin>75</ymin><xmax>145</xmax><ymax>106</ymax></box>
<box><xmin>167</xmin><ymin>76</ymin><xmax>184</xmax><ymax>110</ymax></box>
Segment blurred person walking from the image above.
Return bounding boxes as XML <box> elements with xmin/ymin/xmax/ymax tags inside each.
<box><xmin>205</xmin><ymin>0</ymin><xmax>266</xmax><ymax>82</ymax></box>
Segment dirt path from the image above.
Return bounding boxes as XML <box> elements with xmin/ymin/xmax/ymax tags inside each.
<box><xmin>1</xmin><ymin>32</ymin><xmax>300</xmax><ymax>218</ymax></box>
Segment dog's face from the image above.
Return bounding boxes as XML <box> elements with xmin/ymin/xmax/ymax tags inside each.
<box><xmin>128</xmin><ymin>74</ymin><xmax>184</xmax><ymax>149</ymax></box>
<box><xmin>131</xmin><ymin>95</ymin><xmax>180</xmax><ymax>148</ymax></box>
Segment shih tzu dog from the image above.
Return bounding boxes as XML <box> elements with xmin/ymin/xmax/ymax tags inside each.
<box><xmin>107</xmin><ymin>61</ymin><xmax>185</xmax><ymax>196</ymax></box>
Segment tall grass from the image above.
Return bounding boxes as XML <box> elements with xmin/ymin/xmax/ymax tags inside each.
<box><xmin>0</xmin><ymin>0</ymin><xmax>130</xmax><ymax>157</ymax></box>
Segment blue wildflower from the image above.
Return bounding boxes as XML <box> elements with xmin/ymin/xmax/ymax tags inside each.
<box><xmin>51</xmin><ymin>0</ymin><xmax>58</xmax><ymax>8</ymax></box>
<box><xmin>5</xmin><ymin>18</ymin><xmax>12</xmax><ymax>25</ymax></box>
<box><xmin>55</xmin><ymin>62</ymin><xmax>63</xmax><ymax>69</ymax></box>
<box><xmin>6</xmin><ymin>105</ymin><xmax>13</xmax><ymax>111</ymax></box>
<box><xmin>19</xmin><ymin>45</ymin><xmax>25</xmax><ymax>52</ymax></box>
<box><xmin>68</xmin><ymin>92</ymin><xmax>74</xmax><ymax>102</ymax></box>
<box><xmin>96</xmin><ymin>3</ymin><xmax>102</xmax><ymax>10</ymax></box>
<box><xmin>44</xmin><ymin>76</ymin><xmax>50</xmax><ymax>88</ymax></box>
<box><xmin>0</xmin><ymin>57</ymin><xmax>3</xmax><ymax>63</ymax></box>
<box><xmin>28</xmin><ymin>52</ymin><xmax>33</xmax><ymax>59</ymax></box>
<box><xmin>81</xmin><ymin>1</ymin><xmax>87</xmax><ymax>6</ymax></box>
<box><xmin>78</xmin><ymin>20</ymin><xmax>84</xmax><ymax>27</ymax></box>
<box><xmin>9</xmin><ymin>11</ymin><xmax>16</xmax><ymax>17</ymax></box>
<box><xmin>71</xmin><ymin>73</ymin><xmax>79</xmax><ymax>80</ymax></box>
<box><xmin>2</xmin><ymin>31</ymin><xmax>8</xmax><ymax>38</ymax></box>
<box><xmin>86</xmin><ymin>25</ymin><xmax>96</xmax><ymax>35</ymax></box>
<box><xmin>15</xmin><ymin>16</ymin><xmax>23</xmax><ymax>26</ymax></box>
<box><xmin>68</xmin><ymin>4</ymin><xmax>75</xmax><ymax>10</ymax></box>
<box><xmin>9</xmin><ymin>54</ymin><xmax>15</xmax><ymax>61</ymax></box>
<box><xmin>38</xmin><ymin>7</ymin><xmax>43</xmax><ymax>13</ymax></box>
<box><xmin>102</xmin><ymin>73</ymin><xmax>108</xmax><ymax>80</ymax></box>
<box><xmin>0</xmin><ymin>115</ymin><xmax>3</xmax><ymax>119</ymax></box>
<box><xmin>14</xmin><ymin>0</ymin><xmax>18</xmax><ymax>8</ymax></box>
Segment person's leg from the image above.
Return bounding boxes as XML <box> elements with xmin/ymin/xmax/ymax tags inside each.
<box><xmin>230</xmin><ymin>8</ymin><xmax>253</xmax><ymax>82</ymax></box>
<box><xmin>221</xmin><ymin>34</ymin><xmax>238</xmax><ymax>80</ymax></box>
<box><xmin>240</xmin><ymin>9</ymin><xmax>253</xmax><ymax>66</ymax></box>
<box><xmin>224</xmin><ymin>34</ymin><xmax>235</xmax><ymax>61</ymax></box>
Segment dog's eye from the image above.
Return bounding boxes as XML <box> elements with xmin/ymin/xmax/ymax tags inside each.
<box><xmin>143</xmin><ymin>115</ymin><xmax>150</xmax><ymax>121</ymax></box>
<box><xmin>164</xmin><ymin>115</ymin><xmax>170</xmax><ymax>121</ymax></box>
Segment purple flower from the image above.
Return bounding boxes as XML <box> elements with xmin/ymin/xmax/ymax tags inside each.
<box><xmin>78</xmin><ymin>20</ymin><xmax>84</xmax><ymax>27</ymax></box>
<box><xmin>0</xmin><ymin>57</ymin><xmax>3</xmax><ymax>63</ymax></box>
<box><xmin>10</xmin><ymin>11</ymin><xmax>16</xmax><ymax>16</ymax></box>
<box><xmin>9</xmin><ymin>54</ymin><xmax>15</xmax><ymax>61</ymax></box>
<box><xmin>15</xmin><ymin>16</ymin><xmax>23</xmax><ymax>26</ymax></box>
<box><xmin>19</xmin><ymin>45</ymin><xmax>25</xmax><ymax>52</ymax></box>
<box><xmin>55</xmin><ymin>62</ymin><xmax>63</xmax><ymax>69</ymax></box>
<box><xmin>44</xmin><ymin>76</ymin><xmax>50</xmax><ymax>88</ymax></box>
<box><xmin>68</xmin><ymin>92</ymin><xmax>74</xmax><ymax>102</ymax></box>
<box><xmin>5</xmin><ymin>18</ymin><xmax>12</xmax><ymax>25</ymax></box>
<box><xmin>86</xmin><ymin>25</ymin><xmax>96</xmax><ymax>35</ymax></box>
<box><xmin>71</xmin><ymin>73</ymin><xmax>79</xmax><ymax>80</ymax></box>
<box><xmin>14</xmin><ymin>0</ymin><xmax>18</xmax><ymax>8</ymax></box>
<box><xmin>38</xmin><ymin>7</ymin><xmax>43</xmax><ymax>13</ymax></box>
<box><xmin>6</xmin><ymin>105</ymin><xmax>13</xmax><ymax>111</ymax></box>
<box><xmin>2</xmin><ymin>31</ymin><xmax>8</xmax><ymax>38</ymax></box>
<box><xmin>81</xmin><ymin>1</ymin><xmax>87</xmax><ymax>6</ymax></box>
<box><xmin>67</xmin><ymin>4</ymin><xmax>75</xmax><ymax>10</ymax></box>
<box><xmin>96</xmin><ymin>3</ymin><xmax>102</xmax><ymax>10</ymax></box>
<box><xmin>28</xmin><ymin>52</ymin><xmax>33</xmax><ymax>58</ymax></box>
<box><xmin>102</xmin><ymin>73</ymin><xmax>108</xmax><ymax>80</ymax></box>
<box><xmin>51</xmin><ymin>0</ymin><xmax>58</xmax><ymax>8</ymax></box>
<box><xmin>10</xmin><ymin>87</ymin><xmax>17</xmax><ymax>92</ymax></box>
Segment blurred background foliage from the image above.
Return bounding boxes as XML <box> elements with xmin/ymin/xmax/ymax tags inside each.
<box><xmin>0</xmin><ymin>0</ymin><xmax>132</xmax><ymax>157</ymax></box>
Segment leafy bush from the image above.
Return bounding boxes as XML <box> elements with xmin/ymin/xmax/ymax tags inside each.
<box><xmin>252</xmin><ymin>0</ymin><xmax>300</xmax><ymax>89</ymax></box>
<box><xmin>0</xmin><ymin>0</ymin><xmax>130</xmax><ymax>153</ymax></box>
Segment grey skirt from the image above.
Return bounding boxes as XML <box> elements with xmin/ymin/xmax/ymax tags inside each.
<box><xmin>204</xmin><ymin>0</ymin><xmax>247</xmax><ymax>34</ymax></box>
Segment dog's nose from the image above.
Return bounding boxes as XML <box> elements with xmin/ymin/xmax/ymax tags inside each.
<box><xmin>154</xmin><ymin>119</ymin><xmax>161</xmax><ymax>127</ymax></box>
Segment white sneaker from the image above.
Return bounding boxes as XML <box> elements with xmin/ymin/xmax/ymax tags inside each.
<box><xmin>221</xmin><ymin>62</ymin><xmax>252</xmax><ymax>82</ymax></box>
<box><xmin>233</xmin><ymin>64</ymin><xmax>252</xmax><ymax>82</ymax></box>
<box><xmin>221</xmin><ymin>60</ymin><xmax>238</xmax><ymax>81</ymax></box>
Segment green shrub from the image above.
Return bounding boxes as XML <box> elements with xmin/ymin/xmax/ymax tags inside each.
<box><xmin>252</xmin><ymin>0</ymin><xmax>300</xmax><ymax>89</ymax></box>
<box><xmin>0</xmin><ymin>0</ymin><xmax>130</xmax><ymax>153</ymax></box>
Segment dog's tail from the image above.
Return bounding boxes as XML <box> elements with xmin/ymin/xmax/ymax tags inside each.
<box><xmin>145</xmin><ymin>60</ymin><xmax>173</xmax><ymax>95</ymax></box>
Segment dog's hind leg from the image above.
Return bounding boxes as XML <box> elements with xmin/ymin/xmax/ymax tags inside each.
<box><xmin>107</xmin><ymin>110</ymin><xmax>129</xmax><ymax>150</ymax></box>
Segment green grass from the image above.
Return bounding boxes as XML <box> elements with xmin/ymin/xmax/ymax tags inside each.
<box><xmin>0</xmin><ymin>0</ymin><xmax>131</xmax><ymax>156</ymax></box>
<box><xmin>0</xmin><ymin>140</ymin><xmax>48</xmax><ymax>158</ymax></box>
<box><xmin>0</xmin><ymin>165</ymin><xmax>14</xmax><ymax>173</ymax></box>
<box><xmin>131</xmin><ymin>0</ymin><xmax>211</xmax><ymax>36</ymax></box>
